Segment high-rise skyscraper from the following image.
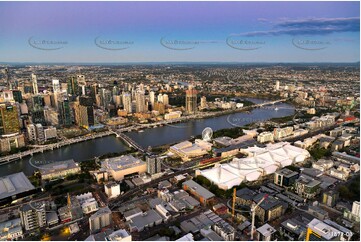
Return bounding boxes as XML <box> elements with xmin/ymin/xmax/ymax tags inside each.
<box><xmin>31</xmin><ymin>106</ymin><xmax>46</xmax><ymax>126</ymax></box>
<box><xmin>200</xmin><ymin>96</ymin><xmax>207</xmax><ymax>109</ymax></box>
<box><xmin>135</xmin><ymin>91</ymin><xmax>146</xmax><ymax>113</ymax></box>
<box><xmin>31</xmin><ymin>73</ymin><xmax>39</xmax><ymax>95</ymax></box>
<box><xmin>0</xmin><ymin>103</ymin><xmax>20</xmax><ymax>135</ymax></box>
<box><xmin>122</xmin><ymin>93</ymin><xmax>132</xmax><ymax>113</ymax></box>
<box><xmin>157</xmin><ymin>94</ymin><xmax>163</xmax><ymax>103</ymax></box>
<box><xmin>75</xmin><ymin>96</ymin><xmax>95</xmax><ymax>128</ymax></box>
<box><xmin>146</xmin><ymin>155</ymin><xmax>166</xmax><ymax>175</ymax></box>
<box><xmin>52</xmin><ymin>79</ymin><xmax>61</xmax><ymax>93</ymax></box>
<box><xmin>275</xmin><ymin>80</ymin><xmax>280</xmax><ymax>91</ymax></box>
<box><xmin>12</xmin><ymin>90</ymin><xmax>23</xmax><ymax>103</ymax></box>
<box><xmin>149</xmin><ymin>91</ymin><xmax>155</xmax><ymax>106</ymax></box>
<box><xmin>67</xmin><ymin>77</ymin><xmax>79</xmax><ymax>96</ymax></box>
<box><xmin>77</xmin><ymin>75</ymin><xmax>86</xmax><ymax>96</ymax></box>
<box><xmin>100</xmin><ymin>89</ymin><xmax>112</xmax><ymax>110</ymax></box>
<box><xmin>162</xmin><ymin>94</ymin><xmax>169</xmax><ymax>106</ymax></box>
<box><xmin>185</xmin><ymin>86</ymin><xmax>198</xmax><ymax>114</ymax></box>
<box><xmin>153</xmin><ymin>101</ymin><xmax>165</xmax><ymax>115</ymax></box>
<box><xmin>58</xmin><ymin>99</ymin><xmax>72</xmax><ymax>126</ymax></box>
<box><xmin>32</xmin><ymin>95</ymin><xmax>45</xmax><ymax>107</ymax></box>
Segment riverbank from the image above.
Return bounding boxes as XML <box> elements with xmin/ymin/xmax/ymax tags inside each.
<box><xmin>0</xmin><ymin>98</ymin><xmax>295</xmax><ymax>176</ymax></box>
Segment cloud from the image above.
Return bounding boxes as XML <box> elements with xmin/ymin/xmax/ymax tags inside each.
<box><xmin>237</xmin><ymin>17</ymin><xmax>360</xmax><ymax>37</ymax></box>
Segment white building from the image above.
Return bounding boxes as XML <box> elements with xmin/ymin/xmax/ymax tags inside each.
<box><xmin>107</xmin><ymin>229</ymin><xmax>132</xmax><ymax>241</ymax></box>
<box><xmin>197</xmin><ymin>142</ymin><xmax>310</xmax><ymax>190</ymax></box>
<box><xmin>155</xmin><ymin>204</ymin><xmax>171</xmax><ymax>221</ymax></box>
<box><xmin>52</xmin><ymin>79</ymin><xmax>61</xmax><ymax>93</ymax></box>
<box><xmin>257</xmin><ymin>132</ymin><xmax>274</xmax><ymax>143</ymax></box>
<box><xmin>35</xmin><ymin>123</ymin><xmax>45</xmax><ymax>143</ymax></box>
<box><xmin>162</xmin><ymin>94</ymin><xmax>169</xmax><ymax>106</ymax></box>
<box><xmin>351</xmin><ymin>201</ymin><xmax>360</xmax><ymax>221</ymax></box>
<box><xmin>273</xmin><ymin>126</ymin><xmax>293</xmax><ymax>140</ymax></box>
<box><xmin>149</xmin><ymin>91</ymin><xmax>155</xmax><ymax>106</ymax></box>
<box><xmin>104</xmin><ymin>182</ymin><xmax>121</xmax><ymax>199</ymax></box>
<box><xmin>312</xmin><ymin>159</ymin><xmax>334</xmax><ymax>172</ymax></box>
<box><xmin>26</xmin><ymin>124</ymin><xmax>37</xmax><ymax>142</ymax></box>
<box><xmin>164</xmin><ymin>111</ymin><xmax>182</xmax><ymax>120</ymax></box>
<box><xmin>76</xmin><ymin>192</ymin><xmax>99</xmax><ymax>214</ymax></box>
<box><xmin>31</xmin><ymin>73</ymin><xmax>38</xmax><ymax>95</ymax></box>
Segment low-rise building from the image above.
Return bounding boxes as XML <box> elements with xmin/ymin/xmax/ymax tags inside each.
<box><xmin>89</xmin><ymin>206</ymin><xmax>112</xmax><ymax>233</ymax></box>
<box><xmin>312</xmin><ymin>159</ymin><xmax>334</xmax><ymax>172</ymax></box>
<box><xmin>253</xmin><ymin>194</ymin><xmax>284</xmax><ymax>223</ymax></box>
<box><xmin>257</xmin><ymin>132</ymin><xmax>274</xmax><ymax>143</ymax></box>
<box><xmin>280</xmin><ymin>217</ymin><xmax>307</xmax><ymax>241</ymax></box>
<box><xmin>46</xmin><ymin>212</ymin><xmax>59</xmax><ymax>227</ymax></box>
<box><xmin>104</xmin><ymin>182</ymin><xmax>121</xmax><ymax>199</ymax></box>
<box><xmin>322</xmin><ymin>190</ymin><xmax>339</xmax><ymax>207</ymax></box>
<box><xmin>295</xmin><ymin>175</ymin><xmax>321</xmax><ymax>199</ymax></box>
<box><xmin>274</xmin><ymin>168</ymin><xmax>299</xmax><ymax>188</ymax></box>
<box><xmin>0</xmin><ymin>133</ymin><xmax>25</xmax><ymax>153</ymax></box>
<box><xmin>44</xmin><ymin>126</ymin><xmax>57</xmax><ymax>140</ymax></box>
<box><xmin>256</xmin><ymin>223</ymin><xmax>276</xmax><ymax>241</ymax></box>
<box><xmin>306</xmin><ymin>218</ymin><xmax>342</xmax><ymax>241</ymax></box>
<box><xmin>128</xmin><ymin>209</ymin><xmax>163</xmax><ymax>232</ymax></box>
<box><xmin>0</xmin><ymin>218</ymin><xmax>23</xmax><ymax>241</ymax></box>
<box><xmin>39</xmin><ymin>159</ymin><xmax>81</xmax><ymax>180</ymax></box>
<box><xmin>308</xmin><ymin>205</ymin><xmax>329</xmax><ymax>220</ymax></box>
<box><xmin>123</xmin><ymin>207</ymin><xmax>143</xmax><ymax>222</ymax></box>
<box><xmin>182</xmin><ymin>180</ymin><xmax>215</xmax><ymax>205</ymax></box>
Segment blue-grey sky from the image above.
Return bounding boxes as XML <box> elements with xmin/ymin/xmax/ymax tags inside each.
<box><xmin>0</xmin><ymin>1</ymin><xmax>359</xmax><ymax>63</ymax></box>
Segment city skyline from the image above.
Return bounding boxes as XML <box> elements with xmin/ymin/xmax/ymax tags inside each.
<box><xmin>0</xmin><ymin>1</ymin><xmax>359</xmax><ymax>63</ymax></box>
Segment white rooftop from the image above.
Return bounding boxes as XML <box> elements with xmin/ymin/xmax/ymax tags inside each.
<box><xmin>101</xmin><ymin>155</ymin><xmax>145</xmax><ymax>172</ymax></box>
<box><xmin>199</xmin><ymin>142</ymin><xmax>310</xmax><ymax>190</ymax></box>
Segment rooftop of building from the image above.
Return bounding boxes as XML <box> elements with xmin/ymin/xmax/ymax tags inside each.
<box><xmin>296</xmin><ymin>174</ymin><xmax>321</xmax><ymax>187</ymax></box>
<box><xmin>307</xmin><ymin>218</ymin><xmax>341</xmax><ymax>240</ymax></box>
<box><xmin>236</xmin><ymin>187</ymin><xmax>257</xmax><ymax>201</ymax></box>
<box><xmin>253</xmin><ymin>193</ymin><xmax>282</xmax><ymax>211</ymax></box>
<box><xmin>129</xmin><ymin>209</ymin><xmax>163</xmax><ymax>229</ymax></box>
<box><xmin>39</xmin><ymin>159</ymin><xmax>79</xmax><ymax>175</ymax></box>
<box><xmin>182</xmin><ymin>180</ymin><xmax>215</xmax><ymax>200</ymax></box>
<box><xmin>123</xmin><ymin>207</ymin><xmax>143</xmax><ymax>218</ymax></box>
<box><xmin>0</xmin><ymin>172</ymin><xmax>36</xmax><ymax>200</ymax></box>
<box><xmin>275</xmin><ymin>168</ymin><xmax>299</xmax><ymax>178</ymax></box>
<box><xmin>101</xmin><ymin>155</ymin><xmax>146</xmax><ymax>172</ymax></box>
<box><xmin>257</xmin><ymin>223</ymin><xmax>276</xmax><ymax>237</ymax></box>
<box><xmin>89</xmin><ymin>206</ymin><xmax>111</xmax><ymax>220</ymax></box>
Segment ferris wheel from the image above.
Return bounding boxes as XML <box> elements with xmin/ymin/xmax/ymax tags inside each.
<box><xmin>202</xmin><ymin>127</ymin><xmax>213</xmax><ymax>142</ymax></box>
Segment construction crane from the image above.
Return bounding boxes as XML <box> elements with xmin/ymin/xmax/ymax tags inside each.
<box><xmin>250</xmin><ymin>194</ymin><xmax>268</xmax><ymax>240</ymax></box>
<box><xmin>232</xmin><ymin>188</ymin><xmax>236</xmax><ymax>222</ymax></box>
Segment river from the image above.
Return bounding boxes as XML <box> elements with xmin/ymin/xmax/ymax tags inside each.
<box><xmin>0</xmin><ymin>98</ymin><xmax>294</xmax><ymax>176</ymax></box>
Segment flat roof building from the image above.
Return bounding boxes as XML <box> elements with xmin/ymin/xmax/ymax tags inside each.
<box><xmin>182</xmin><ymin>180</ymin><xmax>215</xmax><ymax>205</ymax></box>
<box><xmin>274</xmin><ymin>168</ymin><xmax>299</xmax><ymax>188</ymax></box>
<box><xmin>39</xmin><ymin>159</ymin><xmax>80</xmax><ymax>180</ymax></box>
<box><xmin>129</xmin><ymin>209</ymin><xmax>163</xmax><ymax>232</ymax></box>
<box><xmin>0</xmin><ymin>172</ymin><xmax>36</xmax><ymax>205</ymax></box>
<box><xmin>306</xmin><ymin>218</ymin><xmax>342</xmax><ymax>241</ymax></box>
<box><xmin>101</xmin><ymin>155</ymin><xmax>147</xmax><ymax>181</ymax></box>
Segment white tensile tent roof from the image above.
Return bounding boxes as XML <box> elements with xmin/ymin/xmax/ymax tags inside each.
<box><xmin>199</xmin><ymin>142</ymin><xmax>310</xmax><ymax>190</ymax></box>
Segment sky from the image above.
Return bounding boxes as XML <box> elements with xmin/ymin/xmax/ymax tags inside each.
<box><xmin>0</xmin><ymin>1</ymin><xmax>359</xmax><ymax>63</ymax></box>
